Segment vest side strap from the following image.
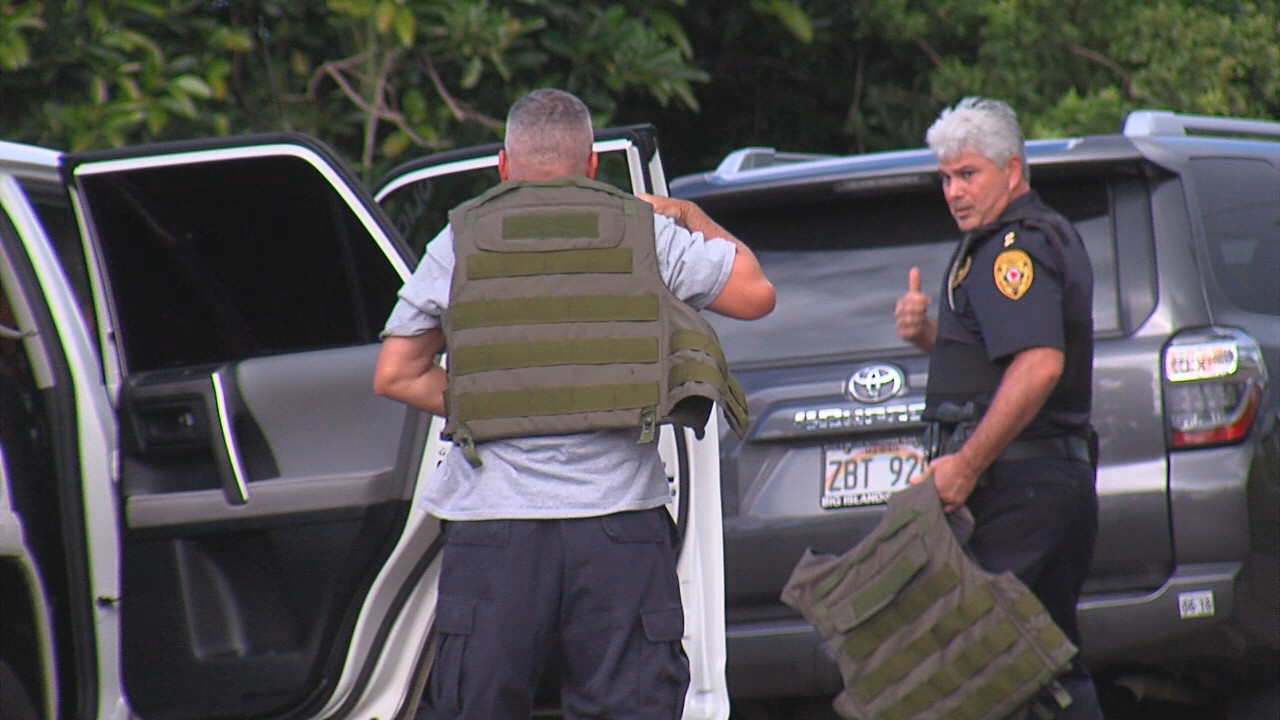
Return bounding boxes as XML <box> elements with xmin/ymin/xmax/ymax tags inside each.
<box><xmin>454</xmin><ymin>382</ymin><xmax>660</xmax><ymax>421</ymax></box>
<box><xmin>450</xmin><ymin>295</ymin><xmax>660</xmax><ymax>329</ymax></box>
<box><xmin>449</xmin><ymin>337</ymin><xmax>659</xmax><ymax>376</ymax></box>
<box><xmin>670</xmin><ymin>329</ymin><xmax>749</xmax><ymax>409</ymax></box>
<box><xmin>668</xmin><ymin>361</ymin><xmax>749</xmax><ymax>428</ymax></box>
<box><xmin>467</xmin><ymin>247</ymin><xmax>633</xmax><ymax>279</ymax></box>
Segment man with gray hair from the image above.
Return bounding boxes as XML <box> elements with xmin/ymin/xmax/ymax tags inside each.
<box><xmin>375</xmin><ymin>88</ymin><xmax>774</xmax><ymax>718</ymax></box>
<box><xmin>895</xmin><ymin>97</ymin><xmax>1103</xmax><ymax>717</ymax></box>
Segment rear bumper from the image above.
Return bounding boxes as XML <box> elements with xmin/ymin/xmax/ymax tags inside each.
<box><xmin>725</xmin><ymin>561</ymin><xmax>1250</xmax><ymax>700</ymax></box>
<box><xmin>1077</xmin><ymin>561</ymin><xmax>1241</xmax><ymax>664</ymax></box>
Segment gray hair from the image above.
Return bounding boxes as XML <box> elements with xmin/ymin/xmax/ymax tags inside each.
<box><xmin>504</xmin><ymin>88</ymin><xmax>594</xmax><ymax>172</ymax></box>
<box><xmin>925</xmin><ymin>97</ymin><xmax>1029</xmax><ymax>183</ymax></box>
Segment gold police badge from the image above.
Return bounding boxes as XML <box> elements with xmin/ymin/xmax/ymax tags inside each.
<box><xmin>994</xmin><ymin>249</ymin><xmax>1033</xmax><ymax>300</ymax></box>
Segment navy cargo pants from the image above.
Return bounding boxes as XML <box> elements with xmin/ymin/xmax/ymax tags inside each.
<box><xmin>966</xmin><ymin>456</ymin><xmax>1104</xmax><ymax>720</ymax></box>
<box><xmin>420</xmin><ymin>507</ymin><xmax>690</xmax><ymax>719</ymax></box>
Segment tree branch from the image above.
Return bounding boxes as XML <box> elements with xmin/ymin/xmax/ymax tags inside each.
<box><xmin>423</xmin><ymin>54</ymin><xmax>505</xmax><ymax>131</ymax></box>
<box><xmin>1065</xmin><ymin>42</ymin><xmax>1132</xmax><ymax>97</ymax></box>
<box><xmin>912</xmin><ymin>36</ymin><xmax>945</xmax><ymax>68</ymax></box>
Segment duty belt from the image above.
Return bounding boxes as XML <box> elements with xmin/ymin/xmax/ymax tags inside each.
<box><xmin>996</xmin><ymin>435</ymin><xmax>1091</xmax><ymax>465</ymax></box>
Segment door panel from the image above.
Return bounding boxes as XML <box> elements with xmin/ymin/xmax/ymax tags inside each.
<box><xmin>64</xmin><ymin>135</ymin><xmax>428</xmax><ymax>718</ymax></box>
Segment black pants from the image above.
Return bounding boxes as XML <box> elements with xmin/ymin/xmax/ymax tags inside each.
<box><xmin>421</xmin><ymin>508</ymin><xmax>690</xmax><ymax>719</ymax></box>
<box><xmin>966</xmin><ymin>457</ymin><xmax>1103</xmax><ymax>720</ymax></box>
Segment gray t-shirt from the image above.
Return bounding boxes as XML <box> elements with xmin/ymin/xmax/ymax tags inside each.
<box><xmin>382</xmin><ymin>213</ymin><xmax>737</xmax><ymax>520</ymax></box>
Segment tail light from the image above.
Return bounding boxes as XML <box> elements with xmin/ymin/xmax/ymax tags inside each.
<box><xmin>1163</xmin><ymin>328</ymin><xmax>1268</xmax><ymax>449</ymax></box>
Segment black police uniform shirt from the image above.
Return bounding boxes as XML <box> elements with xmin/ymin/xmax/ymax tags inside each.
<box><xmin>925</xmin><ymin>190</ymin><xmax>1094</xmax><ymax>439</ymax></box>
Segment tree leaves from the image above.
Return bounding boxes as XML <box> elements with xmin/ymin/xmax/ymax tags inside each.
<box><xmin>4</xmin><ymin>0</ymin><xmax>1274</xmax><ymax>186</ymax></box>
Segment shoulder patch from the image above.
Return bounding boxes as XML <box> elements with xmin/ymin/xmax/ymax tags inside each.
<box><xmin>993</xmin><ymin>248</ymin><xmax>1033</xmax><ymax>300</ymax></box>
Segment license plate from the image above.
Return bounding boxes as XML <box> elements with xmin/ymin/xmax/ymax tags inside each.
<box><xmin>821</xmin><ymin>436</ymin><xmax>925</xmax><ymax>509</ymax></box>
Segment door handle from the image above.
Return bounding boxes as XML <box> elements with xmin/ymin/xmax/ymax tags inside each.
<box><xmin>211</xmin><ymin>366</ymin><xmax>250</xmax><ymax>505</ymax></box>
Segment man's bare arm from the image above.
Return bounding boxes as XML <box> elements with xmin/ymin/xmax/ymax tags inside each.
<box><xmin>638</xmin><ymin>193</ymin><xmax>776</xmax><ymax>320</ymax></box>
<box><xmin>373</xmin><ymin>328</ymin><xmax>448</xmax><ymax>415</ymax></box>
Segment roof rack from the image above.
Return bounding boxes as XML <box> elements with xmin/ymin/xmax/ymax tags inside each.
<box><xmin>713</xmin><ymin>147</ymin><xmax>835</xmax><ymax>178</ymax></box>
<box><xmin>1123</xmin><ymin>110</ymin><xmax>1280</xmax><ymax>139</ymax></box>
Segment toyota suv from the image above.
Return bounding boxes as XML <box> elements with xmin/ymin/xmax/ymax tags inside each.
<box><xmin>0</xmin><ymin>128</ymin><xmax>732</xmax><ymax>719</ymax></box>
<box><xmin>666</xmin><ymin>109</ymin><xmax>1279</xmax><ymax>706</ymax></box>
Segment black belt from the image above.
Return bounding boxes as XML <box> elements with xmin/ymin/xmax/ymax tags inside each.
<box><xmin>995</xmin><ymin>435</ymin><xmax>1091</xmax><ymax>464</ymax></box>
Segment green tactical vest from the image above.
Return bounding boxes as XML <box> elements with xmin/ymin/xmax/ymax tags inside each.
<box><xmin>781</xmin><ymin>479</ymin><xmax>1077</xmax><ymax>720</ymax></box>
<box><xmin>441</xmin><ymin>177</ymin><xmax>748</xmax><ymax>466</ymax></box>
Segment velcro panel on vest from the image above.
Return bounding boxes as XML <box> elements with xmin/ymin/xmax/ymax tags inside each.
<box><xmin>502</xmin><ymin>211</ymin><xmax>600</xmax><ymax>240</ymax></box>
<box><xmin>467</xmin><ymin>183</ymin><xmax>630</xmax><ymax>252</ymax></box>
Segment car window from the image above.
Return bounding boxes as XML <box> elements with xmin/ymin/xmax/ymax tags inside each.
<box><xmin>379</xmin><ymin>150</ymin><xmax>638</xmax><ymax>261</ymax></box>
<box><xmin>16</xmin><ymin>179</ymin><xmax>97</xmax><ymax>340</ymax></box>
<box><xmin>1191</xmin><ymin>157</ymin><xmax>1280</xmax><ymax>316</ymax></box>
<box><xmin>78</xmin><ymin>154</ymin><xmax>404</xmax><ymax>372</ymax></box>
<box><xmin>701</xmin><ymin>176</ymin><xmax>1119</xmax><ymax>365</ymax></box>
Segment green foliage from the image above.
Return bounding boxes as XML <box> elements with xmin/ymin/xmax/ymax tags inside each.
<box><xmin>619</xmin><ymin>0</ymin><xmax>1278</xmax><ymax>177</ymax></box>
<box><xmin>1</xmin><ymin>0</ymin><xmax>710</xmax><ymax>181</ymax></box>
<box><xmin>3</xmin><ymin>0</ymin><xmax>1273</xmax><ymax>184</ymax></box>
<box><xmin>0</xmin><ymin>1</ymin><xmax>46</xmax><ymax>71</ymax></box>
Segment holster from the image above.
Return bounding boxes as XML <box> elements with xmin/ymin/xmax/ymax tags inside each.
<box><xmin>922</xmin><ymin>401</ymin><xmax>980</xmax><ymax>464</ymax></box>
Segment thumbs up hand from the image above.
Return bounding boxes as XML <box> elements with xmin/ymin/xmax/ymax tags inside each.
<box><xmin>894</xmin><ymin>267</ymin><xmax>936</xmax><ymax>351</ymax></box>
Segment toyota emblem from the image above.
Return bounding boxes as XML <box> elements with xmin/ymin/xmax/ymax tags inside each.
<box><xmin>847</xmin><ymin>364</ymin><xmax>905</xmax><ymax>403</ymax></box>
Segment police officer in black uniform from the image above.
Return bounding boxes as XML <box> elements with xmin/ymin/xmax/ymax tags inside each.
<box><xmin>896</xmin><ymin>97</ymin><xmax>1103</xmax><ymax>718</ymax></box>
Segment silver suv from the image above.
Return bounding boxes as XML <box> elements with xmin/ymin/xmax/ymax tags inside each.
<box><xmin>668</xmin><ymin>110</ymin><xmax>1279</xmax><ymax>704</ymax></box>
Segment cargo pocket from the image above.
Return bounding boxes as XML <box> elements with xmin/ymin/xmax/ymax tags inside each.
<box><xmin>428</xmin><ymin>597</ymin><xmax>476</xmax><ymax>715</ymax></box>
<box><xmin>641</xmin><ymin>606</ymin><xmax>690</xmax><ymax>691</ymax></box>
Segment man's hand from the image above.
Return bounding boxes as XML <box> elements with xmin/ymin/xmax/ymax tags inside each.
<box><xmin>636</xmin><ymin>193</ymin><xmax>694</xmax><ymax>226</ymax></box>
<box><xmin>910</xmin><ymin>451</ymin><xmax>982</xmax><ymax>513</ymax></box>
<box><xmin>895</xmin><ymin>267</ymin><xmax>936</xmax><ymax>351</ymax></box>
<box><xmin>638</xmin><ymin>192</ymin><xmax>776</xmax><ymax>320</ymax></box>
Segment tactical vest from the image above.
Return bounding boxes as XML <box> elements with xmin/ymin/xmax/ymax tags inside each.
<box><xmin>781</xmin><ymin>479</ymin><xmax>1076</xmax><ymax>720</ymax></box>
<box><xmin>441</xmin><ymin>177</ymin><xmax>748</xmax><ymax>466</ymax></box>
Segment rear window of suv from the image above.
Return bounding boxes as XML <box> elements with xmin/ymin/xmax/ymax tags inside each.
<box><xmin>1191</xmin><ymin>157</ymin><xmax>1280</xmax><ymax>316</ymax></box>
<box><xmin>698</xmin><ymin>176</ymin><xmax>1119</xmax><ymax>366</ymax></box>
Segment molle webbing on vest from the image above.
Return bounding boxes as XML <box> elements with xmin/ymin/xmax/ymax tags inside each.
<box><xmin>450</xmin><ymin>295</ymin><xmax>660</xmax><ymax>329</ymax></box>
<box><xmin>780</xmin><ymin>480</ymin><xmax>1077</xmax><ymax>720</ymax></box>
<box><xmin>466</xmin><ymin>247</ymin><xmax>634</xmax><ymax>278</ymax></box>
<box><xmin>442</xmin><ymin>178</ymin><xmax>747</xmax><ymax>463</ymax></box>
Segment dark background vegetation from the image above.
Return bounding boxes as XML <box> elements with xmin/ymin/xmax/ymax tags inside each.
<box><xmin>3</xmin><ymin>0</ymin><xmax>1277</xmax><ymax>181</ymax></box>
